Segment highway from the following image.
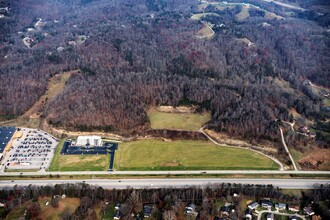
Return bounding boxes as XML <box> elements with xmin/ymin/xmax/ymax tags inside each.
<box><xmin>0</xmin><ymin>178</ymin><xmax>328</xmax><ymax>189</ymax></box>
<box><xmin>1</xmin><ymin>170</ymin><xmax>330</xmax><ymax>176</ymax></box>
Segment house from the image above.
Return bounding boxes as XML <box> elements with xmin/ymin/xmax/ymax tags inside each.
<box><xmin>261</xmin><ymin>200</ymin><xmax>273</xmax><ymax>209</ymax></box>
<box><xmin>244</xmin><ymin>209</ymin><xmax>252</xmax><ymax>220</ymax></box>
<box><xmin>113</xmin><ymin>210</ymin><xmax>121</xmax><ymax>220</ymax></box>
<box><xmin>143</xmin><ymin>204</ymin><xmax>153</xmax><ymax>218</ymax></box>
<box><xmin>289</xmin><ymin>205</ymin><xmax>299</xmax><ymax>213</ymax></box>
<box><xmin>185</xmin><ymin>203</ymin><xmax>197</xmax><ymax>215</ymax></box>
<box><xmin>304</xmin><ymin>206</ymin><xmax>314</xmax><ymax>216</ymax></box>
<box><xmin>220</xmin><ymin>206</ymin><xmax>231</xmax><ymax>216</ymax></box>
<box><xmin>248</xmin><ymin>201</ymin><xmax>259</xmax><ymax>210</ymax></box>
<box><xmin>220</xmin><ymin>203</ymin><xmax>235</xmax><ymax>216</ymax></box>
<box><xmin>62</xmin><ymin>194</ymin><xmax>66</xmax><ymax>199</ymax></box>
<box><xmin>289</xmin><ymin>216</ymin><xmax>298</xmax><ymax>220</ymax></box>
<box><xmin>115</xmin><ymin>203</ymin><xmax>121</xmax><ymax>210</ymax></box>
<box><xmin>275</xmin><ymin>203</ymin><xmax>286</xmax><ymax>211</ymax></box>
<box><xmin>266</xmin><ymin>213</ymin><xmax>274</xmax><ymax>220</ymax></box>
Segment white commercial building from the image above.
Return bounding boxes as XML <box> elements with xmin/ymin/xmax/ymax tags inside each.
<box><xmin>76</xmin><ymin>136</ymin><xmax>102</xmax><ymax>147</ymax></box>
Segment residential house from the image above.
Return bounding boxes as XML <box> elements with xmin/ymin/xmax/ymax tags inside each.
<box><xmin>289</xmin><ymin>216</ymin><xmax>298</xmax><ymax>220</ymax></box>
<box><xmin>275</xmin><ymin>203</ymin><xmax>286</xmax><ymax>211</ymax></box>
<box><xmin>143</xmin><ymin>204</ymin><xmax>153</xmax><ymax>218</ymax></box>
<box><xmin>115</xmin><ymin>203</ymin><xmax>121</xmax><ymax>210</ymax></box>
<box><xmin>244</xmin><ymin>209</ymin><xmax>252</xmax><ymax>220</ymax></box>
<box><xmin>289</xmin><ymin>205</ymin><xmax>299</xmax><ymax>213</ymax></box>
<box><xmin>248</xmin><ymin>201</ymin><xmax>259</xmax><ymax>210</ymax></box>
<box><xmin>266</xmin><ymin>213</ymin><xmax>274</xmax><ymax>220</ymax></box>
<box><xmin>185</xmin><ymin>203</ymin><xmax>197</xmax><ymax>215</ymax></box>
<box><xmin>220</xmin><ymin>203</ymin><xmax>235</xmax><ymax>216</ymax></box>
<box><xmin>113</xmin><ymin>210</ymin><xmax>121</xmax><ymax>220</ymax></box>
<box><xmin>304</xmin><ymin>206</ymin><xmax>314</xmax><ymax>216</ymax></box>
<box><xmin>261</xmin><ymin>200</ymin><xmax>273</xmax><ymax>209</ymax></box>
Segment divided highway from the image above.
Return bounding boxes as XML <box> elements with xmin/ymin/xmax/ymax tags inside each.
<box><xmin>0</xmin><ymin>178</ymin><xmax>328</xmax><ymax>189</ymax></box>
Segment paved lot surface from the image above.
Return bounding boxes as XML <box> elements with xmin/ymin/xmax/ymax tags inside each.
<box><xmin>1</xmin><ymin>128</ymin><xmax>58</xmax><ymax>171</ymax></box>
<box><xmin>0</xmin><ymin>178</ymin><xmax>328</xmax><ymax>189</ymax></box>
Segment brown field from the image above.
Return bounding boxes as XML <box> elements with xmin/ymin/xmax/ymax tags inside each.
<box><xmin>196</xmin><ymin>24</ymin><xmax>214</xmax><ymax>39</ymax></box>
<box><xmin>298</xmin><ymin>149</ymin><xmax>330</xmax><ymax>170</ymax></box>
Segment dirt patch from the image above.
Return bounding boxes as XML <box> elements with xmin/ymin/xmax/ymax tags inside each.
<box><xmin>160</xmin><ymin>161</ymin><xmax>181</xmax><ymax>167</ymax></box>
<box><xmin>155</xmin><ymin>105</ymin><xmax>197</xmax><ymax>113</ymax></box>
<box><xmin>298</xmin><ymin>149</ymin><xmax>330</xmax><ymax>170</ymax></box>
<box><xmin>196</xmin><ymin>23</ymin><xmax>214</xmax><ymax>39</ymax></box>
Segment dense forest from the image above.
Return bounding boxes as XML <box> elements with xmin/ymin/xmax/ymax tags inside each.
<box><xmin>1</xmin><ymin>183</ymin><xmax>329</xmax><ymax>219</ymax></box>
<box><xmin>0</xmin><ymin>0</ymin><xmax>329</xmax><ymax>147</ymax></box>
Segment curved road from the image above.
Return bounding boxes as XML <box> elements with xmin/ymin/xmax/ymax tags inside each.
<box><xmin>199</xmin><ymin>127</ymin><xmax>285</xmax><ymax>171</ymax></box>
<box><xmin>0</xmin><ymin>178</ymin><xmax>328</xmax><ymax>189</ymax></box>
<box><xmin>257</xmin><ymin>210</ymin><xmax>306</xmax><ymax>220</ymax></box>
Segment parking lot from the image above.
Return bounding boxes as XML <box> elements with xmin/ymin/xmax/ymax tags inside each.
<box><xmin>2</xmin><ymin>128</ymin><xmax>58</xmax><ymax>171</ymax></box>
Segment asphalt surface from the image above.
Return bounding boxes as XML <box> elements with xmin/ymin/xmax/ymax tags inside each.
<box><xmin>0</xmin><ymin>178</ymin><xmax>328</xmax><ymax>189</ymax></box>
<box><xmin>1</xmin><ymin>170</ymin><xmax>330</xmax><ymax>176</ymax></box>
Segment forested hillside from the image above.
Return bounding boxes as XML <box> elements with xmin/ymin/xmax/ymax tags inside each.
<box><xmin>0</xmin><ymin>0</ymin><xmax>329</xmax><ymax>147</ymax></box>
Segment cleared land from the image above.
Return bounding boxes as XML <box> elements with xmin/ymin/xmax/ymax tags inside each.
<box><xmin>236</xmin><ymin>5</ymin><xmax>250</xmax><ymax>21</ymax></box>
<box><xmin>148</xmin><ymin>110</ymin><xmax>210</xmax><ymax>131</ymax></box>
<box><xmin>115</xmin><ymin>139</ymin><xmax>279</xmax><ymax>170</ymax></box>
<box><xmin>49</xmin><ymin>139</ymin><xmax>110</xmax><ymax>171</ymax></box>
<box><xmin>0</xmin><ymin>70</ymin><xmax>74</xmax><ymax>128</ymax></box>
<box><xmin>196</xmin><ymin>23</ymin><xmax>215</xmax><ymax>39</ymax></box>
<box><xmin>4</xmin><ymin>197</ymin><xmax>80</xmax><ymax>220</ymax></box>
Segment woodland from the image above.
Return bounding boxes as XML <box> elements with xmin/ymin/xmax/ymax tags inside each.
<box><xmin>0</xmin><ymin>0</ymin><xmax>329</xmax><ymax>150</ymax></box>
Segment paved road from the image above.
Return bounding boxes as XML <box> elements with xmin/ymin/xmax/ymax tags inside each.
<box><xmin>0</xmin><ymin>178</ymin><xmax>328</xmax><ymax>189</ymax></box>
<box><xmin>257</xmin><ymin>210</ymin><xmax>306</xmax><ymax>220</ymax></box>
<box><xmin>200</xmin><ymin>127</ymin><xmax>285</xmax><ymax>170</ymax></box>
<box><xmin>279</xmin><ymin>127</ymin><xmax>298</xmax><ymax>170</ymax></box>
<box><xmin>1</xmin><ymin>170</ymin><xmax>330</xmax><ymax>176</ymax></box>
<box><xmin>260</xmin><ymin>0</ymin><xmax>306</xmax><ymax>11</ymax></box>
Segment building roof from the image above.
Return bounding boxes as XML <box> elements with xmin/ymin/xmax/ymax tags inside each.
<box><xmin>261</xmin><ymin>200</ymin><xmax>273</xmax><ymax>207</ymax></box>
<box><xmin>248</xmin><ymin>201</ymin><xmax>259</xmax><ymax>209</ymax></box>
<box><xmin>304</xmin><ymin>206</ymin><xmax>314</xmax><ymax>215</ymax></box>
<box><xmin>143</xmin><ymin>204</ymin><xmax>153</xmax><ymax>217</ymax></box>
<box><xmin>275</xmin><ymin>203</ymin><xmax>286</xmax><ymax>209</ymax></box>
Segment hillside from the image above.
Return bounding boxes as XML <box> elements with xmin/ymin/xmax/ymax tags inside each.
<box><xmin>0</xmin><ymin>0</ymin><xmax>329</xmax><ymax>163</ymax></box>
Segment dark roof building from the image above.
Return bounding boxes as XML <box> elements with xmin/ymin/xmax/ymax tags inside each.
<box><xmin>143</xmin><ymin>204</ymin><xmax>153</xmax><ymax>218</ymax></box>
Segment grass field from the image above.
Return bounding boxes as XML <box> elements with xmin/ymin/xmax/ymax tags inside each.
<box><xmin>48</xmin><ymin>139</ymin><xmax>110</xmax><ymax>171</ymax></box>
<box><xmin>235</xmin><ymin>5</ymin><xmax>250</xmax><ymax>21</ymax></box>
<box><xmin>4</xmin><ymin>197</ymin><xmax>80</xmax><ymax>220</ymax></box>
<box><xmin>38</xmin><ymin>197</ymin><xmax>80</xmax><ymax>220</ymax></box>
<box><xmin>148</xmin><ymin>110</ymin><xmax>210</xmax><ymax>131</ymax></box>
<box><xmin>115</xmin><ymin>139</ymin><xmax>279</xmax><ymax>170</ymax></box>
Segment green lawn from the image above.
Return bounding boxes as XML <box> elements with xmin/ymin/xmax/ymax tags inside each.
<box><xmin>115</xmin><ymin>139</ymin><xmax>279</xmax><ymax>170</ymax></box>
<box><xmin>147</xmin><ymin>110</ymin><xmax>211</xmax><ymax>131</ymax></box>
<box><xmin>48</xmin><ymin>139</ymin><xmax>110</xmax><ymax>171</ymax></box>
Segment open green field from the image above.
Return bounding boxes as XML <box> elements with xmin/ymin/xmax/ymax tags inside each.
<box><xmin>48</xmin><ymin>139</ymin><xmax>110</xmax><ymax>171</ymax></box>
<box><xmin>115</xmin><ymin>139</ymin><xmax>279</xmax><ymax>170</ymax></box>
<box><xmin>148</xmin><ymin>110</ymin><xmax>211</xmax><ymax>131</ymax></box>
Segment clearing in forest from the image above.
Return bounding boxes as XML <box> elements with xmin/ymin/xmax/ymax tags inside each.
<box><xmin>115</xmin><ymin>139</ymin><xmax>279</xmax><ymax>171</ymax></box>
<box><xmin>147</xmin><ymin>109</ymin><xmax>210</xmax><ymax>131</ymax></box>
<box><xmin>196</xmin><ymin>23</ymin><xmax>215</xmax><ymax>39</ymax></box>
<box><xmin>49</xmin><ymin>139</ymin><xmax>110</xmax><ymax>171</ymax></box>
<box><xmin>0</xmin><ymin>70</ymin><xmax>75</xmax><ymax>128</ymax></box>
<box><xmin>236</xmin><ymin>5</ymin><xmax>250</xmax><ymax>21</ymax></box>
